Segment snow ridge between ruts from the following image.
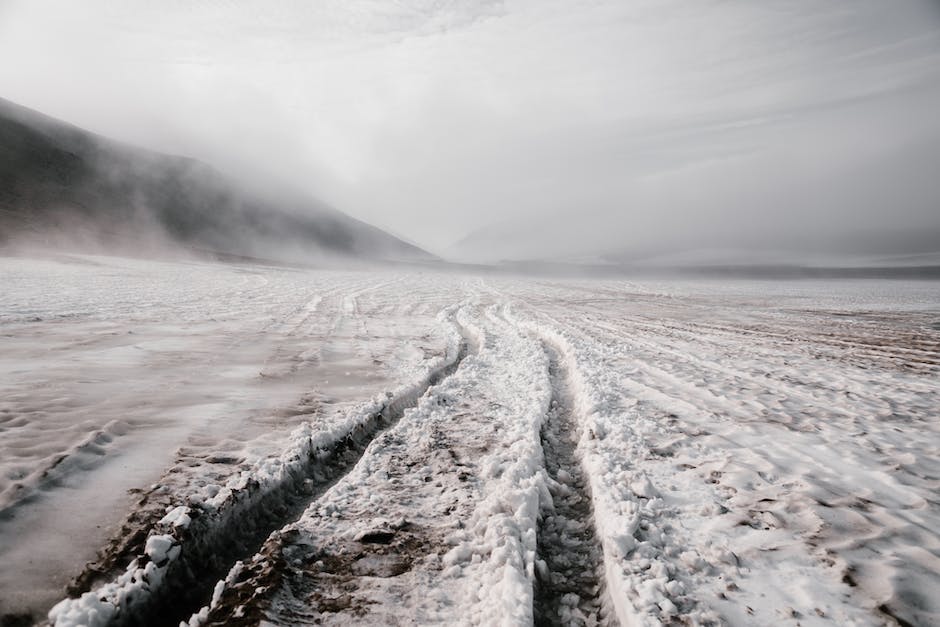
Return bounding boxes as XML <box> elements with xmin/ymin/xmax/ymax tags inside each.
<box><xmin>437</xmin><ymin>304</ymin><xmax>553</xmax><ymax>625</ymax></box>
<box><xmin>505</xmin><ymin>304</ymin><xmax>718</xmax><ymax>626</ymax></box>
<box><xmin>47</xmin><ymin>305</ymin><xmax>465</xmax><ymax>627</ymax></box>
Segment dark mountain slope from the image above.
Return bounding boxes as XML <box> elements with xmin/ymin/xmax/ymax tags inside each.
<box><xmin>0</xmin><ymin>97</ymin><xmax>431</xmax><ymax>262</ymax></box>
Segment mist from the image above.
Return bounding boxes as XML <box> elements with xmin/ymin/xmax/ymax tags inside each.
<box><xmin>5</xmin><ymin>4</ymin><xmax>940</xmax><ymax>625</ymax></box>
<box><xmin>1</xmin><ymin>0</ymin><xmax>939</xmax><ymax>264</ymax></box>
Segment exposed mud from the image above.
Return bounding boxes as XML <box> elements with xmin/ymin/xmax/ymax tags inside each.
<box><xmin>66</xmin><ymin>488</ymin><xmax>176</xmax><ymax>597</ymax></box>
<box><xmin>203</xmin><ymin>521</ymin><xmax>445</xmax><ymax>626</ymax></box>
<box><xmin>534</xmin><ymin>343</ymin><xmax>609</xmax><ymax>626</ymax></box>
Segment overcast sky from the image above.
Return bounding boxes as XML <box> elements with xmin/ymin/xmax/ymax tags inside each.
<box><xmin>1</xmin><ymin>0</ymin><xmax>939</xmax><ymax>260</ymax></box>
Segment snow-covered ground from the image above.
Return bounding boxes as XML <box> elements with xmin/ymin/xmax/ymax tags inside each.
<box><xmin>0</xmin><ymin>254</ymin><xmax>937</xmax><ymax>626</ymax></box>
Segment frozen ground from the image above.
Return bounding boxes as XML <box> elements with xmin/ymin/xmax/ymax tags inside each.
<box><xmin>0</xmin><ymin>254</ymin><xmax>937</xmax><ymax>626</ymax></box>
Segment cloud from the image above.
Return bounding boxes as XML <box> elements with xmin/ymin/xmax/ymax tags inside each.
<box><xmin>1</xmin><ymin>0</ymin><xmax>938</xmax><ymax>259</ymax></box>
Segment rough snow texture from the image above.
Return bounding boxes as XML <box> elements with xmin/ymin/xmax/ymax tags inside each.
<box><xmin>189</xmin><ymin>303</ymin><xmax>554</xmax><ymax>625</ymax></box>
<box><xmin>46</xmin><ymin>310</ymin><xmax>464</xmax><ymax>627</ymax></box>
<box><xmin>0</xmin><ymin>254</ymin><xmax>456</xmax><ymax>622</ymax></box>
<box><xmin>1</xmin><ymin>254</ymin><xmax>938</xmax><ymax>626</ymax></box>
<box><xmin>506</xmin><ymin>279</ymin><xmax>939</xmax><ymax>627</ymax></box>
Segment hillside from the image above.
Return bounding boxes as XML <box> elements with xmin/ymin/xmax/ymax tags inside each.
<box><xmin>0</xmin><ymin>97</ymin><xmax>431</xmax><ymax>262</ymax></box>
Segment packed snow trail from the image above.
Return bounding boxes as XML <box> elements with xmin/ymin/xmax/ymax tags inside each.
<box><xmin>185</xmin><ymin>303</ymin><xmax>557</xmax><ymax>625</ymax></box>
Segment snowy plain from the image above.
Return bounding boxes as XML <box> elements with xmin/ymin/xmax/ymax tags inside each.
<box><xmin>0</xmin><ymin>253</ymin><xmax>938</xmax><ymax>626</ymax></box>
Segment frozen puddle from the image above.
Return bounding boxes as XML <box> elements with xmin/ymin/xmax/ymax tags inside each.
<box><xmin>0</xmin><ymin>401</ymin><xmax>227</xmax><ymax>619</ymax></box>
<box><xmin>0</xmin><ymin>434</ymin><xmax>171</xmax><ymax>620</ymax></box>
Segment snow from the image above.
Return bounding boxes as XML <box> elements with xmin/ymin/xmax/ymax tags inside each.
<box><xmin>503</xmin><ymin>278</ymin><xmax>939</xmax><ymax>626</ymax></box>
<box><xmin>0</xmin><ymin>253</ymin><xmax>937</xmax><ymax>626</ymax></box>
<box><xmin>144</xmin><ymin>534</ymin><xmax>179</xmax><ymax>565</ymax></box>
<box><xmin>159</xmin><ymin>506</ymin><xmax>192</xmax><ymax>529</ymax></box>
<box><xmin>0</xmin><ymin>254</ymin><xmax>452</xmax><ymax>620</ymax></box>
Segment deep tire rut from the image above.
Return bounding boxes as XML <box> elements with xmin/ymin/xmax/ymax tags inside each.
<box><xmin>61</xmin><ymin>325</ymin><xmax>471</xmax><ymax>627</ymax></box>
<box><xmin>157</xmin><ymin>336</ymin><xmax>470</xmax><ymax>627</ymax></box>
<box><xmin>192</xmin><ymin>329</ymin><xmax>475</xmax><ymax>626</ymax></box>
<box><xmin>535</xmin><ymin>342</ymin><xmax>610</xmax><ymax>627</ymax></box>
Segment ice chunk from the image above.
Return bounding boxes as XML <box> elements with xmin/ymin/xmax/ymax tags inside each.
<box><xmin>160</xmin><ymin>505</ymin><xmax>192</xmax><ymax>529</ymax></box>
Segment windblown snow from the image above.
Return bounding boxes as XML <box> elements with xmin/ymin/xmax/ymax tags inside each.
<box><xmin>0</xmin><ymin>253</ymin><xmax>937</xmax><ymax>627</ymax></box>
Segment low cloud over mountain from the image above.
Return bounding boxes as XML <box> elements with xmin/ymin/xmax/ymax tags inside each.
<box><xmin>0</xmin><ymin>97</ymin><xmax>431</xmax><ymax>263</ymax></box>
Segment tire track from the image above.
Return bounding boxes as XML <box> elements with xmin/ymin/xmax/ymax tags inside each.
<box><xmin>535</xmin><ymin>342</ymin><xmax>610</xmax><ymax>627</ymax></box>
<box><xmin>191</xmin><ymin>328</ymin><xmax>487</xmax><ymax>627</ymax></box>
<box><xmin>51</xmin><ymin>317</ymin><xmax>473</xmax><ymax>627</ymax></box>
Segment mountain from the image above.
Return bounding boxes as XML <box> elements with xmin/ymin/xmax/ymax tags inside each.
<box><xmin>0</xmin><ymin>97</ymin><xmax>432</xmax><ymax>262</ymax></box>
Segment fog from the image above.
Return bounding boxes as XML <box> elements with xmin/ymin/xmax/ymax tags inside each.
<box><xmin>1</xmin><ymin>0</ymin><xmax>939</xmax><ymax>263</ymax></box>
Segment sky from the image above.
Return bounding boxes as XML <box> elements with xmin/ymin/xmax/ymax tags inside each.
<box><xmin>1</xmin><ymin>0</ymin><xmax>939</xmax><ymax>261</ymax></box>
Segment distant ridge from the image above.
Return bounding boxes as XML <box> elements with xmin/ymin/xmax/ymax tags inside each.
<box><xmin>0</xmin><ymin>97</ymin><xmax>433</xmax><ymax>262</ymax></box>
